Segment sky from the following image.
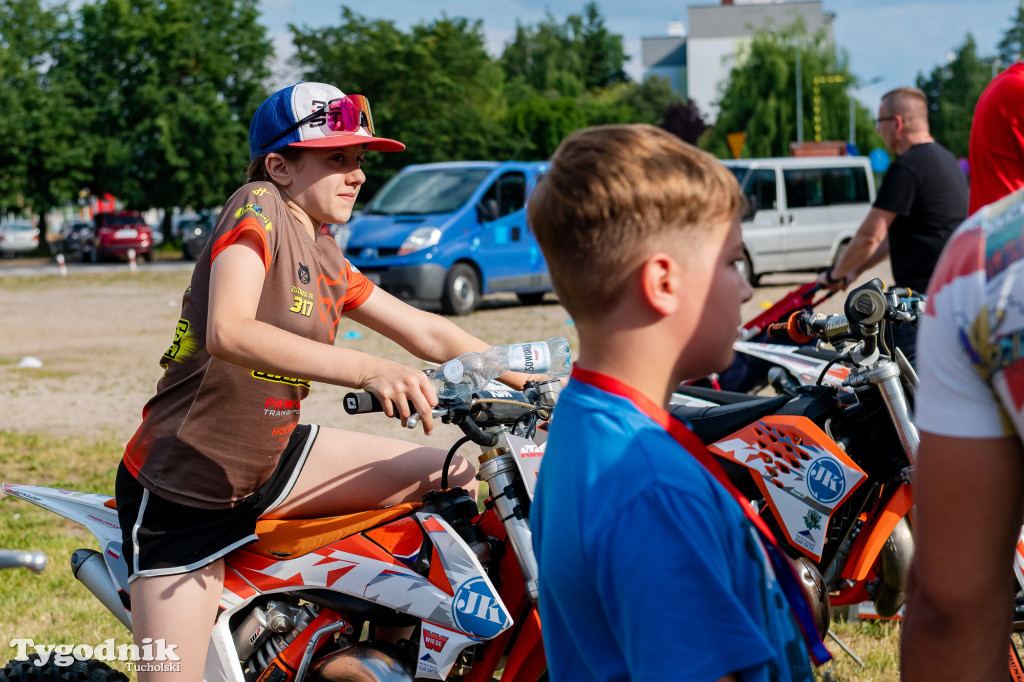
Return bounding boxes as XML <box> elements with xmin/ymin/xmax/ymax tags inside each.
<box><xmin>256</xmin><ymin>0</ymin><xmax>1022</xmax><ymax>112</ymax></box>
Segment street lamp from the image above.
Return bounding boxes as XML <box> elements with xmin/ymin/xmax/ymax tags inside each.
<box><xmin>849</xmin><ymin>76</ymin><xmax>885</xmax><ymax>146</ymax></box>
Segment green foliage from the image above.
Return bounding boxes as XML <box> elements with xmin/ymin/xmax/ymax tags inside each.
<box><xmin>494</xmin><ymin>3</ymin><xmax>676</xmax><ymax>160</ymax></box>
<box><xmin>703</xmin><ymin>20</ymin><xmax>882</xmax><ymax>160</ymax></box>
<box><xmin>292</xmin><ymin>3</ymin><xmax>674</xmax><ymax>185</ymax></box>
<box><xmin>0</xmin><ymin>0</ymin><xmax>89</xmax><ymax>235</ymax></box>
<box><xmin>998</xmin><ymin>1</ymin><xmax>1024</xmax><ymax>67</ymax></box>
<box><xmin>500</xmin><ymin>1</ymin><xmax>628</xmax><ymax>95</ymax></box>
<box><xmin>916</xmin><ymin>34</ymin><xmax>996</xmax><ymax>159</ymax></box>
<box><xmin>67</xmin><ymin>0</ymin><xmax>272</xmax><ymax>214</ymax></box>
<box><xmin>292</xmin><ymin>9</ymin><xmax>510</xmax><ymax>189</ymax></box>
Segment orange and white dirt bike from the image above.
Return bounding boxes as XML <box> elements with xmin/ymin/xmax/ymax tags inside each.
<box><xmin>673</xmin><ymin>279</ymin><xmax>919</xmax><ymax>635</ymax></box>
<box><xmin>2</xmin><ymin>377</ymin><xmax>562</xmax><ymax>681</ymax></box>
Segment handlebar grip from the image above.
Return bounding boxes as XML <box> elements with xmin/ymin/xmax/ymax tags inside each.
<box><xmin>343</xmin><ymin>392</ymin><xmax>383</xmax><ymax>415</ymax></box>
<box><xmin>766</xmin><ymin>322</ymin><xmax>792</xmax><ymax>340</ymax></box>
<box><xmin>783</xmin><ymin>311</ymin><xmax>814</xmax><ymax>343</ymax></box>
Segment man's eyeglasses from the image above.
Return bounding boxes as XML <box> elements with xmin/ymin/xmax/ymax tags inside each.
<box><xmin>262</xmin><ymin>95</ymin><xmax>375</xmax><ymax>153</ymax></box>
<box><xmin>873</xmin><ymin>116</ymin><xmax>897</xmax><ymax>128</ymax></box>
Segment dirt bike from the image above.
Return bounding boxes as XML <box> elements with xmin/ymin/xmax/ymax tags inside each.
<box><xmin>673</xmin><ymin>278</ymin><xmax>919</xmax><ymax>635</ymax></box>
<box><xmin>2</xmin><ymin>372</ymin><xmax>562</xmax><ymax>681</ymax></box>
<box><xmin>675</xmin><ymin>281</ymin><xmax>850</xmax><ymax>408</ymax></box>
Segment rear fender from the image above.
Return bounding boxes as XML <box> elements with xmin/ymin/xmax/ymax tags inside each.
<box><xmin>2</xmin><ymin>483</ymin><xmax>120</xmax><ymax>546</ymax></box>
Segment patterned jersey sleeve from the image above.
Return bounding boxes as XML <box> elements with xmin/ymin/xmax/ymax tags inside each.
<box><xmin>915</xmin><ymin>210</ymin><xmax>1013</xmax><ymax>438</ymax></box>
<box><xmin>209</xmin><ymin>183</ymin><xmax>280</xmax><ymax>272</ymax></box>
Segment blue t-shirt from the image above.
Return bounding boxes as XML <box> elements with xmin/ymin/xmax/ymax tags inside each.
<box><xmin>530</xmin><ymin>377</ymin><xmax>813</xmax><ymax>682</ymax></box>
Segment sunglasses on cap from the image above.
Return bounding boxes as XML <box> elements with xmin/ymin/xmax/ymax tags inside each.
<box><xmin>262</xmin><ymin>95</ymin><xmax>376</xmax><ymax>153</ymax></box>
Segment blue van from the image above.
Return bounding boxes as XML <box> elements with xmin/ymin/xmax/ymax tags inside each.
<box><xmin>344</xmin><ymin>161</ymin><xmax>551</xmax><ymax>315</ymax></box>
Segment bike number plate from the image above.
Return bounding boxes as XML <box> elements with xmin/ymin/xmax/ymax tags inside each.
<box><xmin>507</xmin><ymin>434</ymin><xmax>544</xmax><ymax>499</ymax></box>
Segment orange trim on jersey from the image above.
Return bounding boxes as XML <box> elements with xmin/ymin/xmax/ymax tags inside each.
<box><xmin>122</xmin><ymin>426</ymin><xmax>147</xmax><ymax>479</ymax></box>
<box><xmin>210</xmin><ymin>216</ymin><xmax>271</xmax><ymax>273</ymax></box>
<box><xmin>341</xmin><ymin>260</ymin><xmax>374</xmax><ymax>311</ymax></box>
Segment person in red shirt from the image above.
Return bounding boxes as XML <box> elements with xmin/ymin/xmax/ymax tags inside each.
<box><xmin>968</xmin><ymin>62</ymin><xmax>1024</xmax><ymax>213</ymax></box>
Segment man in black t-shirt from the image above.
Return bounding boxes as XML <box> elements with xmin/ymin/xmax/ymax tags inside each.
<box><xmin>818</xmin><ymin>86</ymin><xmax>968</xmax><ymax>362</ymax></box>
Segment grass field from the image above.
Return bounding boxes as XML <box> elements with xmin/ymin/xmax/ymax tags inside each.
<box><xmin>0</xmin><ymin>432</ymin><xmax>903</xmax><ymax>681</ymax></box>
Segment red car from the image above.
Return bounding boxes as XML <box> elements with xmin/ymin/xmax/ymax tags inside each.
<box><xmin>83</xmin><ymin>211</ymin><xmax>153</xmax><ymax>262</ymax></box>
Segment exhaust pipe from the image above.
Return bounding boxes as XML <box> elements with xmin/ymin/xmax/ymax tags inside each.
<box><xmin>71</xmin><ymin>549</ymin><xmax>132</xmax><ymax>630</ymax></box>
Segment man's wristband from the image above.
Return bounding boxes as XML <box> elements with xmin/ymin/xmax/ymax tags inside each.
<box><xmin>825</xmin><ymin>267</ymin><xmax>842</xmax><ymax>284</ymax></box>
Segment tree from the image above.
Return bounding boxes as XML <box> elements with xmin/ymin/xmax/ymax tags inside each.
<box><xmin>916</xmin><ymin>34</ymin><xmax>995</xmax><ymax>159</ymax></box>
<box><xmin>292</xmin><ymin>9</ymin><xmax>510</xmax><ymax>188</ymax></box>
<box><xmin>998</xmin><ymin>0</ymin><xmax>1024</xmax><ymax>67</ymax></box>
<box><xmin>661</xmin><ymin>99</ymin><xmax>708</xmax><ymax>145</ymax></box>
<box><xmin>66</xmin><ymin>0</ymin><xmax>272</xmax><ymax>232</ymax></box>
<box><xmin>497</xmin><ymin>4</ymin><xmax>676</xmax><ymax>159</ymax></box>
<box><xmin>702</xmin><ymin>20</ymin><xmax>882</xmax><ymax>160</ymax></box>
<box><xmin>0</xmin><ymin>0</ymin><xmax>89</xmax><ymax>240</ymax></box>
<box><xmin>500</xmin><ymin>1</ymin><xmax>628</xmax><ymax>96</ymax></box>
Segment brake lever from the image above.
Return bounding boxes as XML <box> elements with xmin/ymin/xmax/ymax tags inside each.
<box><xmin>404</xmin><ymin>407</ymin><xmax>449</xmax><ymax>430</ymax></box>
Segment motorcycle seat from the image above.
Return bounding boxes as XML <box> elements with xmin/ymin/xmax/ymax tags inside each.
<box><xmin>670</xmin><ymin>394</ymin><xmax>791</xmax><ymax>445</ymax></box>
<box><xmin>102</xmin><ymin>494</ymin><xmax>422</xmax><ymax>561</ymax></box>
<box><xmin>247</xmin><ymin>502</ymin><xmax>420</xmax><ymax>559</ymax></box>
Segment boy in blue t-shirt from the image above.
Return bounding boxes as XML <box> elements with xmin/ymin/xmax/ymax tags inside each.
<box><xmin>527</xmin><ymin>124</ymin><xmax>820</xmax><ymax>681</ymax></box>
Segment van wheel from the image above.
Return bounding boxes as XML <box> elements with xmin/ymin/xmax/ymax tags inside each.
<box><xmin>442</xmin><ymin>264</ymin><xmax>480</xmax><ymax>315</ymax></box>
<box><xmin>740</xmin><ymin>252</ymin><xmax>759</xmax><ymax>287</ymax></box>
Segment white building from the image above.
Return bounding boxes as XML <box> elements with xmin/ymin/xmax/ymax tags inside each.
<box><xmin>642</xmin><ymin>0</ymin><xmax>835</xmax><ymax>122</ymax></box>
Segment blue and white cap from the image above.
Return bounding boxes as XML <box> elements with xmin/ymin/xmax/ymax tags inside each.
<box><xmin>248</xmin><ymin>82</ymin><xmax>404</xmax><ymax>160</ymax></box>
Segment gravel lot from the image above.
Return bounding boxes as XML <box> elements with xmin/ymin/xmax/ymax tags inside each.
<box><xmin>0</xmin><ymin>256</ymin><xmax>890</xmax><ymax>451</ymax></box>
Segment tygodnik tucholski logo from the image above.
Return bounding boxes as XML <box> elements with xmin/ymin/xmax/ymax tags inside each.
<box><xmin>10</xmin><ymin>638</ymin><xmax>181</xmax><ymax>672</ymax></box>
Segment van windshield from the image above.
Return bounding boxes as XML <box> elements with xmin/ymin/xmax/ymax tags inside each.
<box><xmin>727</xmin><ymin>166</ymin><xmax>750</xmax><ymax>188</ymax></box>
<box><xmin>364</xmin><ymin>167</ymin><xmax>492</xmax><ymax>215</ymax></box>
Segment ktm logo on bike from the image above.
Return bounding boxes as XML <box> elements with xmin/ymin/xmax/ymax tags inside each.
<box><xmin>806</xmin><ymin>458</ymin><xmax>846</xmax><ymax>504</ymax></box>
<box><xmin>452</xmin><ymin>577</ymin><xmax>507</xmax><ymax>638</ymax></box>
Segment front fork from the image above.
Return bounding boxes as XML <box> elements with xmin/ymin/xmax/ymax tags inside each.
<box><xmin>476</xmin><ymin>436</ymin><xmax>540</xmax><ymax>604</ymax></box>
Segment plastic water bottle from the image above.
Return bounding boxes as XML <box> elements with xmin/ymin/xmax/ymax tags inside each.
<box><xmin>428</xmin><ymin>337</ymin><xmax>571</xmax><ymax>401</ymax></box>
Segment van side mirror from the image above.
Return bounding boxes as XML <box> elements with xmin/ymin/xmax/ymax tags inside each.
<box><xmin>476</xmin><ymin>198</ymin><xmax>500</xmax><ymax>224</ymax></box>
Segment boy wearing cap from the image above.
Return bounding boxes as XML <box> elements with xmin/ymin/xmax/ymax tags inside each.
<box><xmin>528</xmin><ymin>124</ymin><xmax>824</xmax><ymax>680</ymax></box>
<box><xmin>115</xmin><ymin>82</ymin><xmax>537</xmax><ymax>680</ymax></box>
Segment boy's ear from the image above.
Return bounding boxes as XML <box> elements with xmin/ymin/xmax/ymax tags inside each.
<box><xmin>264</xmin><ymin>153</ymin><xmax>292</xmax><ymax>187</ymax></box>
<box><xmin>639</xmin><ymin>252</ymin><xmax>681</xmax><ymax>317</ymax></box>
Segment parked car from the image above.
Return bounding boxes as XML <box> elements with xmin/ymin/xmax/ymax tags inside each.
<box><xmin>345</xmin><ymin>160</ymin><xmax>551</xmax><ymax>315</ymax></box>
<box><xmin>59</xmin><ymin>221</ymin><xmax>93</xmax><ymax>258</ymax></box>
<box><xmin>181</xmin><ymin>211</ymin><xmax>220</xmax><ymax>261</ymax></box>
<box><xmin>723</xmin><ymin>156</ymin><xmax>876</xmax><ymax>285</ymax></box>
<box><xmin>0</xmin><ymin>221</ymin><xmax>40</xmax><ymax>256</ymax></box>
<box><xmin>82</xmin><ymin>211</ymin><xmax>153</xmax><ymax>262</ymax></box>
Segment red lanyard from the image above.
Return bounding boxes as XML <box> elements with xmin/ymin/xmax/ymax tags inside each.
<box><xmin>571</xmin><ymin>366</ymin><xmax>832</xmax><ymax>666</ymax></box>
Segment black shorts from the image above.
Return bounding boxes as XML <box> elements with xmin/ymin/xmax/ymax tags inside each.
<box><xmin>115</xmin><ymin>424</ymin><xmax>318</xmax><ymax>583</ymax></box>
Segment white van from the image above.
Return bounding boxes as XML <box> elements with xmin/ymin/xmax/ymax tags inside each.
<box><xmin>723</xmin><ymin>156</ymin><xmax>876</xmax><ymax>284</ymax></box>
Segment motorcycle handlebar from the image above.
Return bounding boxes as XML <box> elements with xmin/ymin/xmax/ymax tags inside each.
<box><xmin>0</xmin><ymin>550</ymin><xmax>47</xmax><ymax>573</ymax></box>
<box><xmin>343</xmin><ymin>391</ymin><xmax>383</xmax><ymax>415</ymax></box>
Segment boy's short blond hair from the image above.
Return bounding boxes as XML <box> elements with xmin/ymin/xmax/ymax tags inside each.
<box><xmin>528</xmin><ymin>123</ymin><xmax>742</xmax><ymax>323</ymax></box>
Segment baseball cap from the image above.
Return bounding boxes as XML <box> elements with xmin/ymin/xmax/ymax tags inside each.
<box><xmin>249</xmin><ymin>82</ymin><xmax>405</xmax><ymax>160</ymax></box>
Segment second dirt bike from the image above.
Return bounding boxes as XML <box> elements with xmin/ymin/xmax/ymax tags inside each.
<box><xmin>674</xmin><ymin>279</ymin><xmax>918</xmax><ymax>633</ymax></box>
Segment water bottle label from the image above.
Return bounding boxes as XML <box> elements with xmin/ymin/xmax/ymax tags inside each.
<box><xmin>443</xmin><ymin>358</ymin><xmax>465</xmax><ymax>383</ymax></box>
<box><xmin>507</xmin><ymin>343</ymin><xmax>550</xmax><ymax>374</ymax></box>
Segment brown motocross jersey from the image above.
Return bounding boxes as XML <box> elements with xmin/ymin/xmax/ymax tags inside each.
<box><xmin>122</xmin><ymin>182</ymin><xmax>374</xmax><ymax>508</ymax></box>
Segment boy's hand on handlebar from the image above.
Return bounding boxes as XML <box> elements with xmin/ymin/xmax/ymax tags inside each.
<box><xmin>360</xmin><ymin>360</ymin><xmax>438</xmax><ymax>434</ymax></box>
